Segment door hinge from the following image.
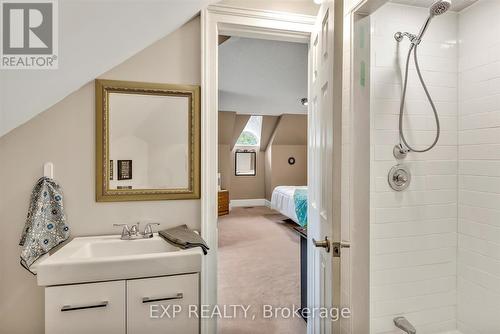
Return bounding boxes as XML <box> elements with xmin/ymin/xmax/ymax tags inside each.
<box><xmin>332</xmin><ymin>241</ymin><xmax>350</xmax><ymax>257</ymax></box>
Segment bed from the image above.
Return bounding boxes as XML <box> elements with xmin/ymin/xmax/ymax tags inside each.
<box><xmin>271</xmin><ymin>186</ymin><xmax>308</xmax><ymax>227</ymax></box>
<box><xmin>271</xmin><ymin>185</ymin><xmax>308</xmax><ymax>319</ymax></box>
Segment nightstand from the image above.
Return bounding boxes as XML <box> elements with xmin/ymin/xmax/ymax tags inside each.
<box><xmin>218</xmin><ymin>190</ymin><xmax>229</xmax><ymax>216</ymax></box>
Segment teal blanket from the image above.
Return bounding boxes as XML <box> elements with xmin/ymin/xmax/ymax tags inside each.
<box><xmin>293</xmin><ymin>188</ymin><xmax>308</xmax><ymax>227</ymax></box>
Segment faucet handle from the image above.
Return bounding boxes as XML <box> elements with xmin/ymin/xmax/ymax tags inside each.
<box><xmin>113</xmin><ymin>224</ymin><xmax>131</xmax><ymax>239</ymax></box>
<box><xmin>143</xmin><ymin>223</ymin><xmax>160</xmax><ymax>238</ymax></box>
<box><xmin>129</xmin><ymin>222</ymin><xmax>140</xmax><ymax>235</ymax></box>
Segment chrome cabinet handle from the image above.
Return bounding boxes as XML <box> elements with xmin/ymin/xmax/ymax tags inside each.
<box><xmin>142</xmin><ymin>293</ymin><xmax>183</xmax><ymax>304</ymax></box>
<box><xmin>61</xmin><ymin>301</ymin><xmax>108</xmax><ymax>312</ymax></box>
<box><xmin>312</xmin><ymin>236</ymin><xmax>330</xmax><ymax>253</ymax></box>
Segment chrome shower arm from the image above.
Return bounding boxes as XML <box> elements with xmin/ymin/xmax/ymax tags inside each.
<box><xmin>394</xmin><ymin>31</ymin><xmax>418</xmax><ymax>43</ymax></box>
<box><xmin>394</xmin><ymin>15</ymin><xmax>432</xmax><ymax>46</ymax></box>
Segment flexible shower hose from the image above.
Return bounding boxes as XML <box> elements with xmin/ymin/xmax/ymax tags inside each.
<box><xmin>399</xmin><ymin>43</ymin><xmax>440</xmax><ymax>153</ymax></box>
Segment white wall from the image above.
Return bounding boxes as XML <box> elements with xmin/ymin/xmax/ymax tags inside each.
<box><xmin>457</xmin><ymin>1</ymin><xmax>500</xmax><ymax>333</ymax></box>
<box><xmin>0</xmin><ymin>0</ymin><xmax>212</xmax><ymax>138</ymax></box>
<box><xmin>0</xmin><ymin>17</ymin><xmax>201</xmax><ymax>334</ymax></box>
<box><xmin>219</xmin><ymin>37</ymin><xmax>308</xmax><ymax>116</ymax></box>
<box><xmin>349</xmin><ymin>13</ymin><xmax>371</xmax><ymax>334</ymax></box>
<box><xmin>370</xmin><ymin>4</ymin><xmax>458</xmax><ymax>333</ymax></box>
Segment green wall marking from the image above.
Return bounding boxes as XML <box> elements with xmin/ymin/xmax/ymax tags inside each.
<box><xmin>360</xmin><ymin>61</ymin><xmax>366</xmax><ymax>87</ymax></box>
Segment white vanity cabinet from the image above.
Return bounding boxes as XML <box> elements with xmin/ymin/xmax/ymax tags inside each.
<box><xmin>127</xmin><ymin>274</ymin><xmax>199</xmax><ymax>334</ymax></box>
<box><xmin>44</xmin><ymin>273</ymin><xmax>199</xmax><ymax>334</ymax></box>
<box><xmin>45</xmin><ymin>280</ymin><xmax>126</xmax><ymax>334</ymax></box>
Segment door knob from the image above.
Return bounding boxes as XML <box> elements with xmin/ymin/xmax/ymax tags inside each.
<box><xmin>313</xmin><ymin>236</ymin><xmax>330</xmax><ymax>253</ymax></box>
<box><xmin>332</xmin><ymin>241</ymin><xmax>351</xmax><ymax>257</ymax></box>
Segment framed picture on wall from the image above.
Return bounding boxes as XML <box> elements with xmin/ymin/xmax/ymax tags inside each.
<box><xmin>235</xmin><ymin>151</ymin><xmax>256</xmax><ymax>176</ymax></box>
<box><xmin>117</xmin><ymin>160</ymin><xmax>132</xmax><ymax>180</ymax></box>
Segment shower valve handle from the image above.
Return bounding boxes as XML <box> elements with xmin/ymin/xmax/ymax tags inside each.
<box><xmin>394</xmin><ymin>174</ymin><xmax>408</xmax><ymax>183</ymax></box>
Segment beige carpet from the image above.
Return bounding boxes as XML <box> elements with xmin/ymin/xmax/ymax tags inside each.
<box><xmin>218</xmin><ymin>206</ymin><xmax>306</xmax><ymax>334</ymax></box>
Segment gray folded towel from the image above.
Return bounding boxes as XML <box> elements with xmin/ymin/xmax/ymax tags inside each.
<box><xmin>159</xmin><ymin>225</ymin><xmax>209</xmax><ymax>255</ymax></box>
<box><xmin>19</xmin><ymin>177</ymin><xmax>70</xmax><ymax>274</ymax></box>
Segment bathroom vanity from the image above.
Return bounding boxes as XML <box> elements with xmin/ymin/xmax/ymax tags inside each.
<box><xmin>36</xmin><ymin>80</ymin><xmax>204</xmax><ymax>333</ymax></box>
<box><xmin>36</xmin><ymin>235</ymin><xmax>202</xmax><ymax>334</ymax></box>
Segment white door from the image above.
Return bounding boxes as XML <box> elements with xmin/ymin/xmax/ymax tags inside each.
<box><xmin>307</xmin><ymin>0</ymin><xmax>338</xmax><ymax>333</ymax></box>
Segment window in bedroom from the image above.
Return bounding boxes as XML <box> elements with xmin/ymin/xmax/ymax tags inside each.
<box><xmin>235</xmin><ymin>115</ymin><xmax>262</xmax><ymax>147</ymax></box>
<box><xmin>235</xmin><ymin>116</ymin><xmax>261</xmax><ymax>176</ymax></box>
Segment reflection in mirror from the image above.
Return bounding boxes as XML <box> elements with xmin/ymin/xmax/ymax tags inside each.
<box><xmin>95</xmin><ymin>80</ymin><xmax>200</xmax><ymax>202</ymax></box>
<box><xmin>235</xmin><ymin>151</ymin><xmax>256</xmax><ymax>176</ymax></box>
<box><xmin>109</xmin><ymin>93</ymin><xmax>189</xmax><ymax>190</ymax></box>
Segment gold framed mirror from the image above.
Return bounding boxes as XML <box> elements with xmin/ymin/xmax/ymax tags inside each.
<box><xmin>95</xmin><ymin>79</ymin><xmax>200</xmax><ymax>202</ymax></box>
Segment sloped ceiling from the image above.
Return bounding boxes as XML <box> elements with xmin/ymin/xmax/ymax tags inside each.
<box><xmin>0</xmin><ymin>0</ymin><xmax>213</xmax><ymax>137</ymax></box>
<box><xmin>230</xmin><ymin>114</ymin><xmax>251</xmax><ymax>149</ymax></box>
<box><xmin>218</xmin><ymin>111</ymin><xmax>279</xmax><ymax>151</ymax></box>
<box><xmin>218</xmin><ymin>111</ymin><xmax>237</xmax><ymax>145</ymax></box>
<box><xmin>218</xmin><ymin>111</ymin><xmax>251</xmax><ymax>147</ymax></box>
<box><xmin>260</xmin><ymin>115</ymin><xmax>279</xmax><ymax>151</ymax></box>
<box><xmin>270</xmin><ymin>114</ymin><xmax>307</xmax><ymax>145</ymax></box>
<box><xmin>218</xmin><ymin>37</ymin><xmax>308</xmax><ymax>116</ymax></box>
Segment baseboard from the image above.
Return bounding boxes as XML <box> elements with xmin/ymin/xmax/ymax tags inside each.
<box><xmin>265</xmin><ymin>199</ymin><xmax>271</xmax><ymax>208</ymax></box>
<box><xmin>230</xmin><ymin>198</ymin><xmax>269</xmax><ymax>210</ymax></box>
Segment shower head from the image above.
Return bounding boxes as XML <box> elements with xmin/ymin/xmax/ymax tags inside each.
<box><xmin>413</xmin><ymin>0</ymin><xmax>451</xmax><ymax>43</ymax></box>
<box><xmin>394</xmin><ymin>0</ymin><xmax>451</xmax><ymax>45</ymax></box>
<box><xmin>430</xmin><ymin>0</ymin><xmax>452</xmax><ymax>16</ymax></box>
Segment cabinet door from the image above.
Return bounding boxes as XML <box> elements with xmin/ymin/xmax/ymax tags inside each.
<box><xmin>45</xmin><ymin>280</ymin><xmax>126</xmax><ymax>334</ymax></box>
<box><xmin>127</xmin><ymin>274</ymin><xmax>199</xmax><ymax>334</ymax></box>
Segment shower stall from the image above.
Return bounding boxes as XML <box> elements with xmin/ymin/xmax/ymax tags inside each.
<box><xmin>348</xmin><ymin>0</ymin><xmax>500</xmax><ymax>333</ymax></box>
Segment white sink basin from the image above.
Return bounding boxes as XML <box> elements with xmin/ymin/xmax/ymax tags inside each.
<box><xmin>36</xmin><ymin>234</ymin><xmax>202</xmax><ymax>286</ymax></box>
<box><xmin>69</xmin><ymin>237</ymin><xmax>180</xmax><ymax>258</ymax></box>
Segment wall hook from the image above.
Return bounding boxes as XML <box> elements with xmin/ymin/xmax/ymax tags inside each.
<box><xmin>43</xmin><ymin>162</ymin><xmax>54</xmax><ymax>178</ymax></box>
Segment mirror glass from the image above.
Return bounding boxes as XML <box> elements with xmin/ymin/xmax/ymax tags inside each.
<box><xmin>109</xmin><ymin>93</ymin><xmax>189</xmax><ymax>189</ymax></box>
<box><xmin>96</xmin><ymin>80</ymin><xmax>200</xmax><ymax>201</ymax></box>
<box><xmin>235</xmin><ymin>151</ymin><xmax>256</xmax><ymax>176</ymax></box>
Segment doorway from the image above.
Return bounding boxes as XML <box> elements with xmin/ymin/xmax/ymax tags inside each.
<box><xmin>217</xmin><ymin>35</ymin><xmax>309</xmax><ymax>334</ymax></box>
<box><xmin>200</xmin><ymin>3</ymin><xmax>345</xmax><ymax>334</ymax></box>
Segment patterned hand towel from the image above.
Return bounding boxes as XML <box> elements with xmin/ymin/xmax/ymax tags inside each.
<box><xmin>19</xmin><ymin>177</ymin><xmax>70</xmax><ymax>274</ymax></box>
<box><xmin>159</xmin><ymin>225</ymin><xmax>209</xmax><ymax>255</ymax></box>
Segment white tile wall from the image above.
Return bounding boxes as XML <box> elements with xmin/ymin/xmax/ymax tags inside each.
<box><xmin>368</xmin><ymin>1</ymin><xmax>500</xmax><ymax>333</ymax></box>
<box><xmin>457</xmin><ymin>1</ymin><xmax>500</xmax><ymax>333</ymax></box>
<box><xmin>370</xmin><ymin>3</ymin><xmax>459</xmax><ymax>333</ymax></box>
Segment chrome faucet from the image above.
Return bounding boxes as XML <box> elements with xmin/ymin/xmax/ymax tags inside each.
<box><xmin>113</xmin><ymin>222</ymin><xmax>160</xmax><ymax>240</ymax></box>
<box><xmin>113</xmin><ymin>223</ymin><xmax>132</xmax><ymax>240</ymax></box>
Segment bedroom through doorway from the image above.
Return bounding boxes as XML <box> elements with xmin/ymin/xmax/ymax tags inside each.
<box><xmin>217</xmin><ymin>35</ymin><xmax>309</xmax><ymax>334</ymax></box>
